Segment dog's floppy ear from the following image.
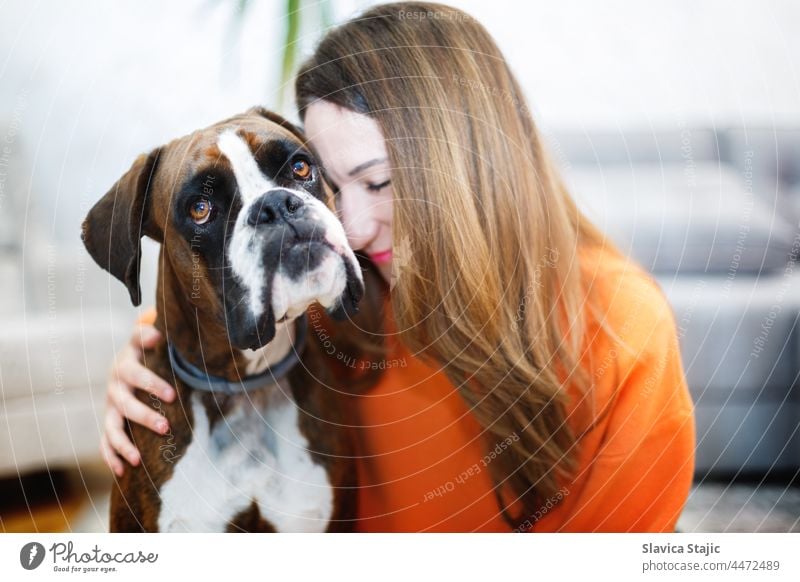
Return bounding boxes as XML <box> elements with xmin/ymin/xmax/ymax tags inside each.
<box><xmin>81</xmin><ymin>147</ymin><xmax>162</xmax><ymax>306</ymax></box>
<box><xmin>246</xmin><ymin>106</ymin><xmax>306</xmax><ymax>141</ymax></box>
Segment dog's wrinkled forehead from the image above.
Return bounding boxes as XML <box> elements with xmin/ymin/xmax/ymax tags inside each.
<box><xmin>154</xmin><ymin>116</ymin><xmax>315</xmax><ymax>207</ymax></box>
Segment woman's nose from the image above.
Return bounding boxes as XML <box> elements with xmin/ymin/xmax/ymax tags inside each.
<box><xmin>339</xmin><ymin>188</ymin><xmax>379</xmax><ymax>250</ymax></box>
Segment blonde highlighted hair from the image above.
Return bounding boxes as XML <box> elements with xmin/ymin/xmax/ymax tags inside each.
<box><xmin>297</xmin><ymin>1</ymin><xmax>623</xmax><ymax>527</ymax></box>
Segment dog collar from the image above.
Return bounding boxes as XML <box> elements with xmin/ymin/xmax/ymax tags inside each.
<box><xmin>166</xmin><ymin>314</ymin><xmax>307</xmax><ymax>395</ymax></box>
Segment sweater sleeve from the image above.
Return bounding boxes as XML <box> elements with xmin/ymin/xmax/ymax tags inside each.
<box><xmin>136</xmin><ymin>306</ymin><xmax>157</xmax><ymax>326</ymax></box>
<box><xmin>552</xmin><ymin>276</ymin><xmax>696</xmax><ymax>532</ymax></box>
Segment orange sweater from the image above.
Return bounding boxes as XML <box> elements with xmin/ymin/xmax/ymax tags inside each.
<box><xmin>137</xmin><ymin>245</ymin><xmax>695</xmax><ymax>532</ymax></box>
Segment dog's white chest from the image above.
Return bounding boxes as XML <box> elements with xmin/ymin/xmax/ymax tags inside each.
<box><xmin>157</xmin><ymin>382</ymin><xmax>333</xmax><ymax>532</ymax></box>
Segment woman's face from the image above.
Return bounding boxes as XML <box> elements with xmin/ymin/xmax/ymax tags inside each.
<box><xmin>303</xmin><ymin>100</ymin><xmax>393</xmax><ymax>283</ymax></box>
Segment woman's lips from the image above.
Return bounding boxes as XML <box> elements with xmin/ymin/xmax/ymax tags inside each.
<box><xmin>368</xmin><ymin>249</ymin><xmax>392</xmax><ymax>264</ymax></box>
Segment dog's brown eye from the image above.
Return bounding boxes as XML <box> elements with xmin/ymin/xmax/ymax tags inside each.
<box><xmin>190</xmin><ymin>198</ymin><xmax>213</xmax><ymax>224</ymax></box>
<box><xmin>291</xmin><ymin>159</ymin><xmax>311</xmax><ymax>180</ymax></box>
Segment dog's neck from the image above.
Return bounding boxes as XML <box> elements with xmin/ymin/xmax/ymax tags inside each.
<box><xmin>154</xmin><ymin>268</ymin><xmax>296</xmax><ymax>382</ymax></box>
<box><xmin>239</xmin><ymin>321</ymin><xmax>296</xmax><ymax>375</ymax></box>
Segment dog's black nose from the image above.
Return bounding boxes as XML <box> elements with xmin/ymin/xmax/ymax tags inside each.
<box><xmin>247</xmin><ymin>190</ymin><xmax>305</xmax><ymax>226</ymax></box>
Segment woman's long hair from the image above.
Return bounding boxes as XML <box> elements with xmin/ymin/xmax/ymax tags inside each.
<box><xmin>296</xmin><ymin>1</ymin><xmax>623</xmax><ymax>527</ymax></box>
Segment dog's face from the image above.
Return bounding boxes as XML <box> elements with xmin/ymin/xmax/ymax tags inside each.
<box><xmin>82</xmin><ymin>107</ymin><xmax>363</xmax><ymax>350</ymax></box>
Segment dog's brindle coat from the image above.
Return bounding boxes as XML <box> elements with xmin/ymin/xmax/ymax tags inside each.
<box><xmin>82</xmin><ymin>107</ymin><xmax>364</xmax><ymax>532</ymax></box>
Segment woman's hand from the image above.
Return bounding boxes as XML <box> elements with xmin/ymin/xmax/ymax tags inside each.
<box><xmin>101</xmin><ymin>323</ymin><xmax>176</xmax><ymax>477</ymax></box>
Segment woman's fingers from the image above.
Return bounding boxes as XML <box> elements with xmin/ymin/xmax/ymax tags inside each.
<box><xmin>114</xmin><ymin>346</ymin><xmax>175</xmax><ymax>403</ymax></box>
<box><xmin>101</xmin><ymin>320</ymin><xmax>174</xmax><ymax>476</ymax></box>
<box><xmin>134</xmin><ymin>323</ymin><xmax>162</xmax><ymax>351</ymax></box>
<box><xmin>99</xmin><ymin>433</ymin><xmax>125</xmax><ymax>477</ymax></box>
<box><xmin>104</xmin><ymin>406</ymin><xmax>141</xmax><ymax>467</ymax></box>
<box><xmin>108</xmin><ymin>380</ymin><xmax>170</xmax><ymax>435</ymax></box>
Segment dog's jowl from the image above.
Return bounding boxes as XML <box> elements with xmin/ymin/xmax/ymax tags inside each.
<box><xmin>81</xmin><ymin>107</ymin><xmax>364</xmax><ymax>532</ymax></box>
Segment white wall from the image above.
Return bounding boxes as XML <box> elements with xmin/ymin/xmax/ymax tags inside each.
<box><xmin>1</xmin><ymin>0</ymin><xmax>282</xmax><ymax>245</ymax></box>
<box><xmin>454</xmin><ymin>0</ymin><xmax>800</xmax><ymax>130</ymax></box>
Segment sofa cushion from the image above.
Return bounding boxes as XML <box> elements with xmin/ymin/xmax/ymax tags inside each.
<box><xmin>565</xmin><ymin>163</ymin><xmax>798</xmax><ymax>274</ymax></box>
<box><xmin>0</xmin><ymin>310</ymin><xmax>132</xmax><ymax>400</ymax></box>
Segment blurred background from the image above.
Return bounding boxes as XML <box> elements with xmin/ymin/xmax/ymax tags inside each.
<box><xmin>0</xmin><ymin>0</ymin><xmax>798</xmax><ymax>532</ymax></box>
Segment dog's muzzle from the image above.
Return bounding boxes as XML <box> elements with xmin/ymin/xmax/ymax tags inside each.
<box><xmin>247</xmin><ymin>188</ymin><xmax>305</xmax><ymax>228</ymax></box>
<box><xmin>226</xmin><ymin>186</ymin><xmax>364</xmax><ymax>351</ymax></box>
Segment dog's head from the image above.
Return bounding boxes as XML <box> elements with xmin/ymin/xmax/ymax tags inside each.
<box><xmin>81</xmin><ymin>107</ymin><xmax>364</xmax><ymax>350</ymax></box>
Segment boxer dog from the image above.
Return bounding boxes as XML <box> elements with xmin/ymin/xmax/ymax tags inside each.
<box><xmin>81</xmin><ymin>107</ymin><xmax>364</xmax><ymax>532</ymax></box>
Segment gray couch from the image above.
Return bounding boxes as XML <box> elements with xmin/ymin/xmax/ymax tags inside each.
<box><xmin>554</xmin><ymin>126</ymin><xmax>800</xmax><ymax>476</ymax></box>
<box><xmin>0</xmin><ymin>118</ymin><xmax>140</xmax><ymax>477</ymax></box>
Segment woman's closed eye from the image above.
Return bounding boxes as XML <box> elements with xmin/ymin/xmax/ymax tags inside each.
<box><xmin>366</xmin><ymin>179</ymin><xmax>391</xmax><ymax>192</ymax></box>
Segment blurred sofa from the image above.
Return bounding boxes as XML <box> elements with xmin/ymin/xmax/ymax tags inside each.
<box><xmin>0</xmin><ymin>119</ymin><xmax>139</xmax><ymax>477</ymax></box>
<box><xmin>555</xmin><ymin>126</ymin><xmax>800</xmax><ymax>476</ymax></box>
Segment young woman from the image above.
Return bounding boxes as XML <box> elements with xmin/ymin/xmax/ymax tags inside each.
<box><xmin>101</xmin><ymin>1</ymin><xmax>695</xmax><ymax>532</ymax></box>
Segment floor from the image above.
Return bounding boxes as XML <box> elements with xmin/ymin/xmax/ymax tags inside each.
<box><xmin>677</xmin><ymin>480</ymin><xmax>800</xmax><ymax>532</ymax></box>
<box><xmin>0</xmin><ymin>464</ymin><xmax>110</xmax><ymax>533</ymax></box>
<box><xmin>1</xmin><ymin>465</ymin><xmax>798</xmax><ymax>533</ymax></box>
